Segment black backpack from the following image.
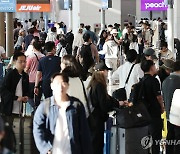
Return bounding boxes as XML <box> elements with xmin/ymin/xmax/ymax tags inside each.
<box><xmin>79</xmin><ymin>43</ymin><xmax>94</xmax><ymax>68</ymax></box>
<box><xmin>129</xmin><ymin>76</ymin><xmax>150</xmax><ymax>109</ymax></box>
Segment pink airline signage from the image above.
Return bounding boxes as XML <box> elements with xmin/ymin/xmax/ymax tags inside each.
<box><xmin>141</xmin><ymin>0</ymin><xmax>168</xmax><ymax>11</ymax></box>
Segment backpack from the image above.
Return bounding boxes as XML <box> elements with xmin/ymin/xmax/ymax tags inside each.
<box><xmin>79</xmin><ymin>43</ymin><xmax>94</xmax><ymax>67</ymax></box>
<box><xmin>129</xmin><ymin>76</ymin><xmax>150</xmax><ymax>109</ymax></box>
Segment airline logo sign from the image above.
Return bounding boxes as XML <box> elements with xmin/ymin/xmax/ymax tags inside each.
<box><xmin>0</xmin><ymin>0</ymin><xmax>16</xmax><ymax>12</ymax></box>
<box><xmin>17</xmin><ymin>4</ymin><xmax>50</xmax><ymax>12</ymax></box>
<box><xmin>141</xmin><ymin>0</ymin><xmax>168</xmax><ymax>11</ymax></box>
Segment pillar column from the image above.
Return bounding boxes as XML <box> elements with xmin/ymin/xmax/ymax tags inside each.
<box><xmin>167</xmin><ymin>0</ymin><xmax>174</xmax><ymax>53</ymax></box>
<box><xmin>68</xmin><ymin>8</ymin><xmax>72</xmax><ymax>29</ymax></box>
<box><xmin>136</xmin><ymin>0</ymin><xmax>141</xmax><ymax>22</ymax></box>
<box><xmin>72</xmin><ymin>0</ymin><xmax>80</xmax><ymax>33</ymax></box>
<box><xmin>174</xmin><ymin>0</ymin><xmax>180</xmax><ymax>39</ymax></box>
<box><xmin>6</xmin><ymin>13</ymin><xmax>14</xmax><ymax>57</ymax></box>
<box><xmin>0</xmin><ymin>13</ymin><xmax>5</xmax><ymax>48</ymax></box>
<box><xmin>101</xmin><ymin>9</ymin><xmax>105</xmax><ymax>30</ymax></box>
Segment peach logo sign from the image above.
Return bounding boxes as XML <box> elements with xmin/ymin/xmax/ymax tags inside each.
<box><xmin>17</xmin><ymin>4</ymin><xmax>51</xmax><ymax>12</ymax></box>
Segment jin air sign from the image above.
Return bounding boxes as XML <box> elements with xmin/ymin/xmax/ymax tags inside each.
<box><xmin>141</xmin><ymin>0</ymin><xmax>168</xmax><ymax>11</ymax></box>
<box><xmin>16</xmin><ymin>0</ymin><xmax>50</xmax><ymax>12</ymax></box>
<box><xmin>0</xmin><ymin>0</ymin><xmax>16</xmax><ymax>12</ymax></box>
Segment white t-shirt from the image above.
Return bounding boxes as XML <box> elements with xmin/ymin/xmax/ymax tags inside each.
<box><xmin>52</xmin><ymin>101</ymin><xmax>71</xmax><ymax>154</ymax></box>
<box><xmin>129</xmin><ymin>42</ymin><xmax>139</xmax><ymax>54</ymax></box>
<box><xmin>112</xmin><ymin>62</ymin><xmax>144</xmax><ymax>99</ymax></box>
<box><xmin>25</xmin><ymin>45</ymin><xmax>34</xmax><ymax>57</ymax></box>
<box><xmin>12</xmin><ymin>77</ymin><xmax>22</xmax><ymax>114</ymax></box>
<box><xmin>0</xmin><ymin>46</ymin><xmax>5</xmax><ymax>63</ymax></box>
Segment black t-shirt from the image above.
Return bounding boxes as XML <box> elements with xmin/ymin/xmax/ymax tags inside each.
<box><xmin>143</xmin><ymin>74</ymin><xmax>162</xmax><ymax>118</ymax></box>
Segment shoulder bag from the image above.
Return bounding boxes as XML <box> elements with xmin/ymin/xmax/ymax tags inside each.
<box><xmin>112</xmin><ymin>64</ymin><xmax>135</xmax><ymax>101</ymax></box>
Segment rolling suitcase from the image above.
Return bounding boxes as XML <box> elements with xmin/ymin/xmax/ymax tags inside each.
<box><xmin>110</xmin><ymin>112</ymin><xmax>125</xmax><ymax>154</ymax></box>
<box><xmin>104</xmin><ymin>118</ymin><xmax>113</xmax><ymax>154</ymax></box>
<box><xmin>104</xmin><ymin>129</ymin><xmax>111</xmax><ymax>154</ymax></box>
<box><xmin>110</xmin><ymin>126</ymin><xmax>125</xmax><ymax>154</ymax></box>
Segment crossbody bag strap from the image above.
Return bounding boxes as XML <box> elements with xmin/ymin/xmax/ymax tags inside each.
<box><xmin>80</xmin><ymin>79</ymin><xmax>91</xmax><ymax>116</ymax></box>
<box><xmin>125</xmin><ymin>64</ymin><xmax>135</xmax><ymax>85</ymax></box>
<box><xmin>34</xmin><ymin>53</ymin><xmax>39</xmax><ymax>62</ymax></box>
<box><xmin>107</xmin><ymin>44</ymin><xmax>113</xmax><ymax>55</ymax></box>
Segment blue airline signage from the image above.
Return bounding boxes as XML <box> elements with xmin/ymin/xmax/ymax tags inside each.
<box><xmin>0</xmin><ymin>0</ymin><xmax>16</xmax><ymax>12</ymax></box>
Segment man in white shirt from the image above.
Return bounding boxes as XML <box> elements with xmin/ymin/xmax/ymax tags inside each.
<box><xmin>112</xmin><ymin>49</ymin><xmax>144</xmax><ymax>99</ymax></box>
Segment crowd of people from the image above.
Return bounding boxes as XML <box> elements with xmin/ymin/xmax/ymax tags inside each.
<box><xmin>0</xmin><ymin>17</ymin><xmax>179</xmax><ymax>154</ymax></box>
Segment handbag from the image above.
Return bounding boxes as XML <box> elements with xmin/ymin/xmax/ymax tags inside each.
<box><xmin>112</xmin><ymin>64</ymin><xmax>135</xmax><ymax>101</ymax></box>
<box><xmin>115</xmin><ymin>77</ymin><xmax>152</xmax><ymax>128</ymax></box>
<box><xmin>114</xmin><ymin>102</ymin><xmax>151</xmax><ymax>129</ymax></box>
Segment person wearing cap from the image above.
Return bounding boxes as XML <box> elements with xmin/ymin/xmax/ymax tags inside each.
<box><xmin>141</xmin><ymin>22</ymin><xmax>152</xmax><ymax>47</ymax></box>
<box><xmin>158</xmin><ymin>59</ymin><xmax>174</xmax><ymax>83</ymax></box>
<box><xmin>14</xmin><ymin>29</ymin><xmax>25</xmax><ymax>49</ymax></box>
<box><xmin>143</xmin><ymin>48</ymin><xmax>158</xmax><ymax>60</ymax></box>
<box><xmin>160</xmin><ymin>41</ymin><xmax>174</xmax><ymax>61</ymax></box>
<box><xmin>162</xmin><ymin>61</ymin><xmax>180</xmax><ymax>154</ymax></box>
<box><xmin>123</xmin><ymin>26</ymin><xmax>136</xmax><ymax>54</ymax></box>
<box><xmin>87</xmin><ymin>61</ymin><xmax>123</xmax><ymax>154</ymax></box>
<box><xmin>110</xmin><ymin>28</ymin><xmax>122</xmax><ymax>46</ymax></box>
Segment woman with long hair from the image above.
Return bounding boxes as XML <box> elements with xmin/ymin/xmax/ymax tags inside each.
<box><xmin>97</xmin><ymin>30</ymin><xmax>107</xmax><ymax>51</ymax></box>
<box><xmin>87</xmin><ymin>61</ymin><xmax>120</xmax><ymax>154</ymax></box>
<box><xmin>61</xmin><ymin>55</ymin><xmax>87</xmax><ymax>107</ymax></box>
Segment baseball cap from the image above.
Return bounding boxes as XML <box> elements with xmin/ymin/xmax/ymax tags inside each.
<box><xmin>110</xmin><ymin>29</ymin><xmax>118</xmax><ymax>35</ymax></box>
<box><xmin>161</xmin><ymin>59</ymin><xmax>175</xmax><ymax>71</ymax></box>
<box><xmin>95</xmin><ymin>61</ymin><xmax>112</xmax><ymax>71</ymax></box>
<box><xmin>144</xmin><ymin>48</ymin><xmax>158</xmax><ymax>59</ymax></box>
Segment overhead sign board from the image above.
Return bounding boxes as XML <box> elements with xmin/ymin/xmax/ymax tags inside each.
<box><xmin>141</xmin><ymin>0</ymin><xmax>168</xmax><ymax>11</ymax></box>
<box><xmin>16</xmin><ymin>0</ymin><xmax>50</xmax><ymax>12</ymax></box>
<box><xmin>17</xmin><ymin>3</ymin><xmax>50</xmax><ymax>12</ymax></box>
<box><xmin>0</xmin><ymin>0</ymin><xmax>16</xmax><ymax>12</ymax></box>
